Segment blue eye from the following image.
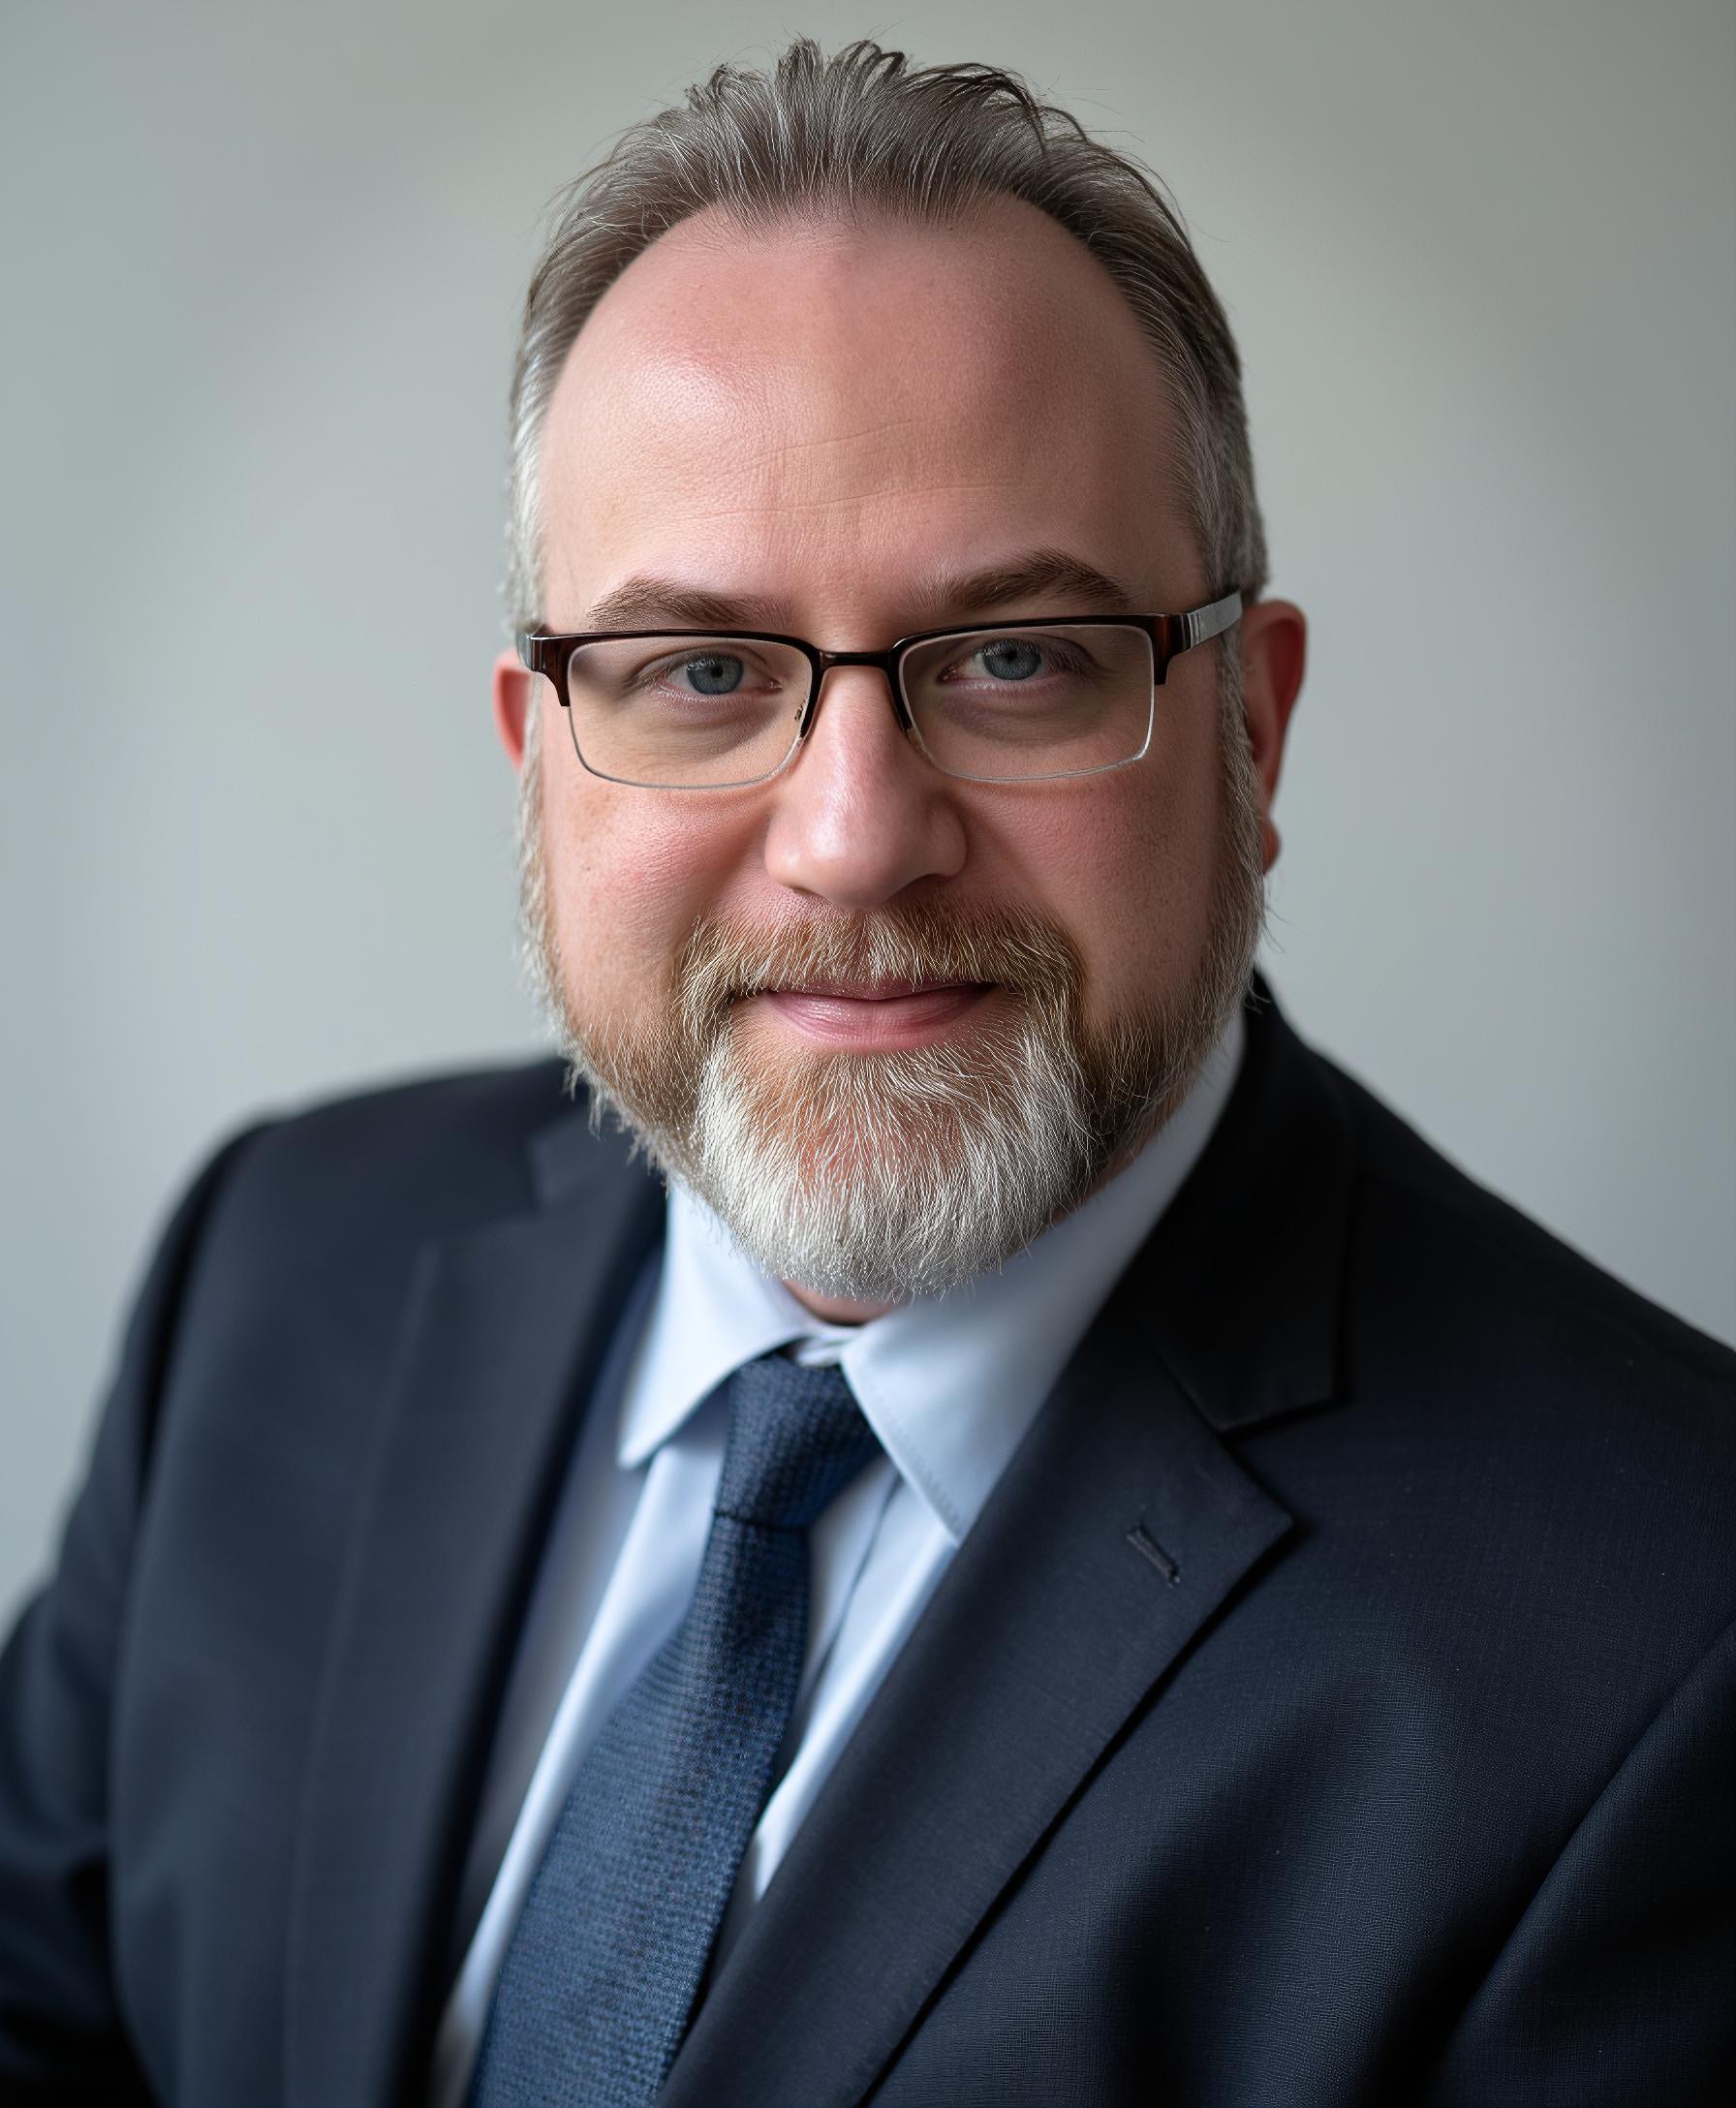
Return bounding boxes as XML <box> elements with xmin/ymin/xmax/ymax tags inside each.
<box><xmin>976</xmin><ymin>639</ymin><xmax>1046</xmax><ymax>682</ymax></box>
<box><xmin>681</xmin><ymin>654</ymin><xmax>746</xmax><ymax>696</ymax></box>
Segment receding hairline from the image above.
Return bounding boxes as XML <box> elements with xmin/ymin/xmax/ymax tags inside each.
<box><xmin>562</xmin><ymin>187</ymin><xmax>1162</xmax><ymax>367</ymax></box>
<box><xmin>503</xmin><ymin>39</ymin><xmax>1269</xmax><ymax>630</ymax></box>
<box><xmin>533</xmin><ymin>195</ymin><xmax>1201</xmax><ymax>622</ymax></box>
<box><xmin>630</xmin><ymin>183</ymin><xmax>1060</xmax><ymax>254</ymax></box>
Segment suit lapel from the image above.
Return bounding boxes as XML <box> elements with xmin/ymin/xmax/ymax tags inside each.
<box><xmin>662</xmin><ymin>994</ymin><xmax>1359</xmax><ymax>2106</ymax></box>
<box><xmin>659</xmin><ymin>1303</ymin><xmax>1288</xmax><ymax>2108</ymax></box>
<box><xmin>283</xmin><ymin>1109</ymin><xmax>663</xmax><ymax>2108</ymax></box>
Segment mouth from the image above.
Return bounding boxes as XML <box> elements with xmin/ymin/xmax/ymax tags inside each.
<box><xmin>750</xmin><ymin>978</ymin><xmax>996</xmax><ymax>1051</ymax></box>
<box><xmin>768</xmin><ymin>976</ymin><xmax>987</xmax><ymax>1001</ymax></box>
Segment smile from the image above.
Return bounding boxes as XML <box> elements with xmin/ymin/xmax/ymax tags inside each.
<box><xmin>754</xmin><ymin>980</ymin><xmax>995</xmax><ymax>1051</ymax></box>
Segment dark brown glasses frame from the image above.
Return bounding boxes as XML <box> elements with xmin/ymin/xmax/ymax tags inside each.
<box><xmin>515</xmin><ymin>590</ymin><xmax>1242</xmax><ymax>788</ymax></box>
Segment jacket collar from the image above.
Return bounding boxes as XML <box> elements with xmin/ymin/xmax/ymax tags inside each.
<box><xmin>1128</xmin><ymin>981</ymin><xmax>1355</xmax><ymax>1434</ymax></box>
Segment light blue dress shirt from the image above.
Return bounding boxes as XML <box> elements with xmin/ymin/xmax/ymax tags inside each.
<box><xmin>429</xmin><ymin>1010</ymin><xmax>1244</xmax><ymax>2105</ymax></box>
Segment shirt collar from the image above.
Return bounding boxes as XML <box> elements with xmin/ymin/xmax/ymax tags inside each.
<box><xmin>618</xmin><ymin>1008</ymin><xmax>1245</xmax><ymax>1537</ymax></box>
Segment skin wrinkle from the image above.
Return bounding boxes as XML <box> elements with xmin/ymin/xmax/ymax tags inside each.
<box><xmin>633</xmin><ymin>483</ymin><xmax>1023</xmax><ymax>521</ymax></box>
<box><xmin>500</xmin><ymin>196</ymin><xmax>1302</xmax><ymax>1317</ymax></box>
<box><xmin>562</xmin><ymin>482</ymin><xmax>1036</xmax><ymax>546</ymax></box>
<box><xmin>745</xmin><ymin>416</ymin><xmax>931</xmax><ymax>458</ymax></box>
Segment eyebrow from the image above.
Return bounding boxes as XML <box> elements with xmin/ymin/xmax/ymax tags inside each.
<box><xmin>580</xmin><ymin>577</ymin><xmax>798</xmax><ymax>631</ymax></box>
<box><xmin>577</xmin><ymin>547</ymin><xmax>1137</xmax><ymax>636</ymax></box>
<box><xmin>911</xmin><ymin>548</ymin><xmax>1139</xmax><ymax>623</ymax></box>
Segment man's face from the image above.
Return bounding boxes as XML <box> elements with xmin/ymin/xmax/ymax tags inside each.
<box><xmin>502</xmin><ymin>197</ymin><xmax>1299</xmax><ymax>1313</ymax></box>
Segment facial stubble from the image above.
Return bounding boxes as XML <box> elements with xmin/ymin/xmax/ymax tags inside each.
<box><xmin>515</xmin><ymin>678</ymin><xmax>1265</xmax><ymax>1302</ymax></box>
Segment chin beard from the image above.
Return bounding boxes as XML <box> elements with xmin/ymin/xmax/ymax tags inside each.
<box><xmin>514</xmin><ymin>685</ymin><xmax>1265</xmax><ymax>1304</ymax></box>
<box><xmin>577</xmin><ymin>905</ymin><xmax>1162</xmax><ymax>1303</ymax></box>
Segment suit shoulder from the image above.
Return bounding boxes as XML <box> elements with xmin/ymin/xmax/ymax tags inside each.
<box><xmin>1324</xmin><ymin>1056</ymin><xmax>1736</xmax><ymax>1426</ymax></box>
<box><xmin>196</xmin><ymin>1055</ymin><xmax>609</xmax><ymax>1274</ymax></box>
<box><xmin>135</xmin><ymin>1057</ymin><xmax>636</xmax><ymax>1452</ymax></box>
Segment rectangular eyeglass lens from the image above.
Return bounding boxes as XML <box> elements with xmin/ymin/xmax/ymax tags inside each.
<box><xmin>566</xmin><ymin>636</ymin><xmax>807</xmax><ymax>784</ymax></box>
<box><xmin>900</xmin><ymin>624</ymin><xmax>1154</xmax><ymax>781</ymax></box>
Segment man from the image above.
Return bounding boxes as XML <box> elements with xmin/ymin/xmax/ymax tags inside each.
<box><xmin>1</xmin><ymin>37</ymin><xmax>1730</xmax><ymax>2108</ymax></box>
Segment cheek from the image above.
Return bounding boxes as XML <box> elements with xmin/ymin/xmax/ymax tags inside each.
<box><xmin>541</xmin><ymin>764</ymin><xmax>753</xmax><ymax>1007</ymax></box>
<box><xmin>985</xmin><ymin>749</ymin><xmax>1221</xmax><ymax>1012</ymax></box>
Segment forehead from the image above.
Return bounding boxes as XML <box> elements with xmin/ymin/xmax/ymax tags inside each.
<box><xmin>535</xmin><ymin>197</ymin><xmax>1199</xmax><ymax>629</ymax></box>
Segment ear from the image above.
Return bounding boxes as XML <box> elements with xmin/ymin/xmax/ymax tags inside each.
<box><xmin>493</xmin><ymin>650</ymin><xmax>537</xmax><ymax>769</ymax></box>
<box><xmin>1236</xmin><ymin>599</ymin><xmax>1307</xmax><ymax>872</ymax></box>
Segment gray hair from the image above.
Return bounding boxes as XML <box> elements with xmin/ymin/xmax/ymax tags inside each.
<box><xmin>504</xmin><ymin>38</ymin><xmax>1268</xmax><ymax>632</ymax></box>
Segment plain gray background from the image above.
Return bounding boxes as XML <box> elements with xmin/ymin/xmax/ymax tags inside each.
<box><xmin>3</xmin><ymin>0</ymin><xmax>1732</xmax><ymax>1622</ymax></box>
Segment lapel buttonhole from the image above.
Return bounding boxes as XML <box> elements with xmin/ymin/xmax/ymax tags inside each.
<box><xmin>1127</xmin><ymin>1523</ymin><xmax>1182</xmax><ymax>1585</ymax></box>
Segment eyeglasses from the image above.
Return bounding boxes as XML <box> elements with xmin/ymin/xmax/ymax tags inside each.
<box><xmin>516</xmin><ymin>590</ymin><xmax>1242</xmax><ymax>790</ymax></box>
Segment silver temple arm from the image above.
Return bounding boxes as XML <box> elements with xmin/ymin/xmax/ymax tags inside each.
<box><xmin>1179</xmin><ymin>590</ymin><xmax>1243</xmax><ymax>651</ymax></box>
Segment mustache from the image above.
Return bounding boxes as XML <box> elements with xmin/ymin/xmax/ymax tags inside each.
<box><xmin>675</xmin><ymin>903</ymin><xmax>1085</xmax><ymax>1038</ymax></box>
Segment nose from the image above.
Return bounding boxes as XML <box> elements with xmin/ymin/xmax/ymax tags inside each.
<box><xmin>761</xmin><ymin>666</ymin><xmax>968</xmax><ymax>909</ymax></box>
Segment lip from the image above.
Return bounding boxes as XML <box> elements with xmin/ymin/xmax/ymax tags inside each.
<box><xmin>770</xmin><ymin>976</ymin><xmax>968</xmax><ymax>1001</ymax></box>
<box><xmin>754</xmin><ymin>980</ymin><xmax>993</xmax><ymax>1051</ymax></box>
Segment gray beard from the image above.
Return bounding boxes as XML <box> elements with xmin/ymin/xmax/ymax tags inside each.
<box><xmin>514</xmin><ymin>679</ymin><xmax>1265</xmax><ymax>1303</ymax></box>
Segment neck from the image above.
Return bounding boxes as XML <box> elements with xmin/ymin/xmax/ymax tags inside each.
<box><xmin>779</xmin><ymin>1282</ymin><xmax>897</xmax><ymax>1325</ymax></box>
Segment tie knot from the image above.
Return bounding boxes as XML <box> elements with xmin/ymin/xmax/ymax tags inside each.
<box><xmin>715</xmin><ymin>1352</ymin><xmax>881</xmax><ymax>1531</ymax></box>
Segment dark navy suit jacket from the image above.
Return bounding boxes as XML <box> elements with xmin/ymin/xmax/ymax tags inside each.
<box><xmin>2</xmin><ymin>992</ymin><xmax>1732</xmax><ymax>2105</ymax></box>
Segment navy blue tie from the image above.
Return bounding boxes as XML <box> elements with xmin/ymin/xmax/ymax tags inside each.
<box><xmin>469</xmin><ymin>1351</ymin><xmax>881</xmax><ymax>2107</ymax></box>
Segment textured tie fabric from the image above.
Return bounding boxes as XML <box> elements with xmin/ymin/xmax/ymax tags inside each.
<box><xmin>469</xmin><ymin>1351</ymin><xmax>882</xmax><ymax>2108</ymax></box>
